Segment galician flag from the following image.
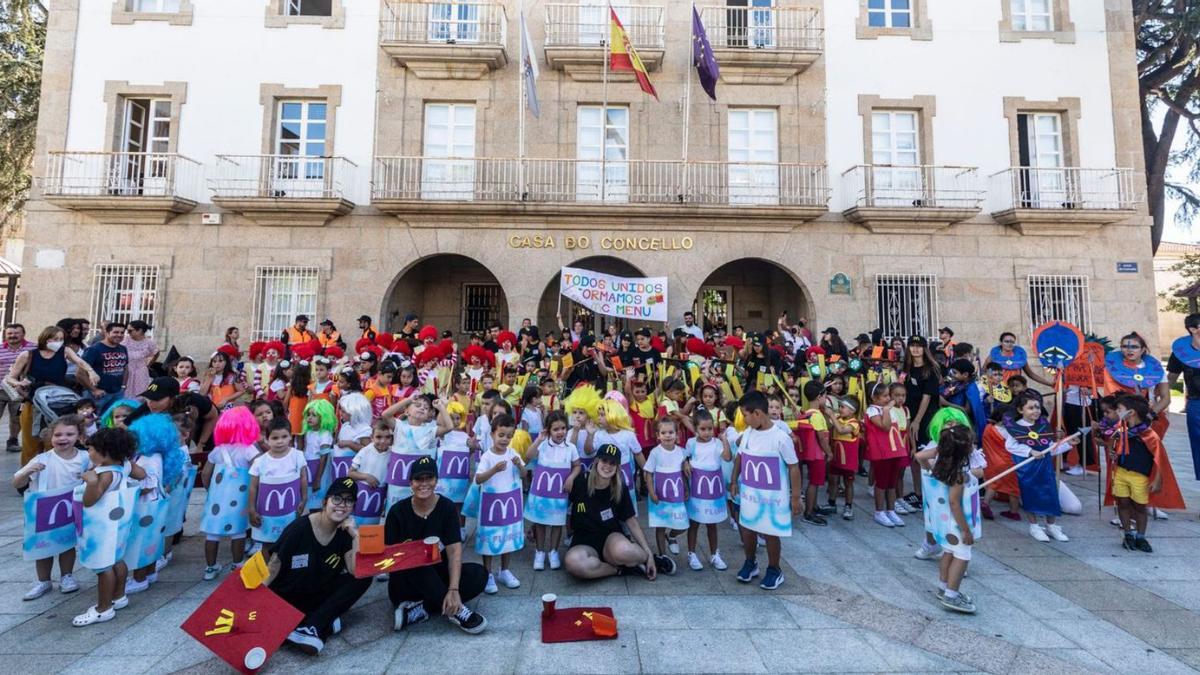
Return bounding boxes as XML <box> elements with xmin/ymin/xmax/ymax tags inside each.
<box><xmin>609</xmin><ymin>7</ymin><xmax>658</xmax><ymax>100</ymax></box>
<box><xmin>520</xmin><ymin>11</ymin><xmax>540</xmax><ymax>118</ymax></box>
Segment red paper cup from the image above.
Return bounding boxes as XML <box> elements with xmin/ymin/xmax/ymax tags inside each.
<box><xmin>423</xmin><ymin>536</ymin><xmax>440</xmax><ymax>560</ymax></box>
<box><xmin>542</xmin><ymin>593</ymin><xmax>557</xmax><ymax>618</ymax></box>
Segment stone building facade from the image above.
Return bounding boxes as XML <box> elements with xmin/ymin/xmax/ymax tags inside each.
<box><xmin>22</xmin><ymin>0</ymin><xmax>1157</xmax><ymax>357</ymax></box>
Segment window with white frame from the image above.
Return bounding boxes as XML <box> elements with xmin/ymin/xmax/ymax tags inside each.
<box><xmin>1016</xmin><ymin>112</ymin><xmax>1067</xmax><ymax>207</ymax></box>
<box><xmin>728</xmin><ymin>108</ymin><xmax>779</xmax><ymax>205</ymax></box>
<box><xmin>1027</xmin><ymin>275</ymin><xmax>1089</xmax><ymax>334</ymax></box>
<box><xmin>867</xmin><ymin>0</ymin><xmax>911</xmax><ymax>28</ymax></box>
<box><xmin>130</xmin><ymin>0</ymin><xmax>180</xmax><ymax>11</ymax></box>
<box><xmin>1010</xmin><ymin>0</ymin><xmax>1052</xmax><ymax>31</ymax></box>
<box><xmin>462</xmin><ymin>284</ymin><xmax>502</xmax><ymax>333</ymax></box>
<box><xmin>287</xmin><ymin>0</ymin><xmax>332</xmax><ymax>17</ymax></box>
<box><xmin>91</xmin><ymin>264</ymin><xmax>160</xmax><ymax>330</ymax></box>
<box><xmin>875</xmin><ymin>274</ymin><xmax>938</xmax><ymax>340</ymax></box>
<box><xmin>275</xmin><ymin>100</ymin><xmax>327</xmax><ymax>186</ymax></box>
<box><xmin>422</xmin><ymin>103</ymin><xmax>476</xmax><ymax>200</ymax></box>
<box><xmin>428</xmin><ymin>3</ymin><xmax>481</xmax><ymax>42</ymax></box>
<box><xmin>870</xmin><ymin>110</ymin><xmax>923</xmax><ymax>204</ymax></box>
<box><xmin>253</xmin><ymin>266</ymin><xmax>320</xmax><ymax>340</ymax></box>
<box><xmin>577</xmin><ymin>105</ymin><xmax>629</xmax><ymax>202</ymax></box>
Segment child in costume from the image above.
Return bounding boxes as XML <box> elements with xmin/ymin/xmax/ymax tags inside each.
<box><xmin>998</xmin><ymin>392</ymin><xmax>1077</xmax><ymax>542</ymax></box>
<box><xmin>563</xmin><ymin>385</ymin><xmax>599</xmax><ymax>470</ymax></box>
<box><xmin>248</xmin><ymin>417</ymin><xmax>308</xmax><ymax>545</ymax></box>
<box><xmin>644</xmin><ymin>418</ymin><xmax>688</xmax><ymax>575</ymax></box>
<box><xmin>981</xmin><ymin>362</ymin><xmax>1012</xmax><ymax>417</ymax></box>
<box><xmin>347</xmin><ymin>420</ymin><xmax>393</xmax><ymax>527</ymax></box>
<box><xmin>200</xmin><ymin>406</ymin><xmax>260</xmax><ymax>580</ymax></box>
<box><xmin>160</xmin><ymin>412</ymin><xmax>197</xmax><ymax>570</ymax></box>
<box><xmin>382</xmin><ymin>394</ymin><xmax>453</xmax><ymax>508</ymax></box>
<box><xmin>981</xmin><ymin>404</ymin><xmax>1020</xmax><ymax>521</ymax></box>
<box><xmin>100</xmin><ymin>398</ymin><xmax>139</xmax><ymax>429</ymax></box>
<box><xmin>123</xmin><ymin>413</ymin><xmax>182</xmax><ymax>594</ymax></box>
<box><xmin>171</xmin><ymin>356</ymin><xmax>201</xmax><ymax>395</ymax></box>
<box><xmin>913</xmin><ymin>407</ymin><xmax>984</xmax><ymax>561</ymax></box>
<box><xmin>940</xmin><ymin>359</ymin><xmax>989</xmax><ymax>445</ymax></box>
<box><xmin>585</xmin><ymin>399</ymin><xmax>644</xmax><ymax>514</ymax></box>
<box><xmin>71</xmin><ymin>427</ymin><xmax>141</xmax><ymax>627</ymax></box>
<box><xmin>828</xmin><ymin>398</ymin><xmax>862</xmax><ymax>521</ymax></box>
<box><xmin>684</xmin><ymin>409</ymin><xmax>730</xmax><ymax>571</ymax></box>
<box><xmin>435</xmin><ymin>401</ymin><xmax>473</xmax><ymax>537</ymax></box>
<box><xmin>472</xmin><ymin>413</ymin><xmax>525</xmax><ymax>594</ymax></box>
<box><xmin>13</xmin><ymin>415</ymin><xmax>88</xmax><ymax>600</ymax></box>
<box><xmin>1106</xmin><ymin>395</ymin><xmax>1186</xmax><ymax>552</ymax></box>
<box><xmin>722</xmin><ymin>400</ymin><xmax>744</xmax><ymax>532</ymax></box>
<box><xmin>309</xmin><ymin>356</ymin><xmax>337</xmax><ymax>407</ymax></box>
<box><xmin>471</xmin><ymin>390</ymin><xmax>502</xmax><ymax>456</ymax></box>
<box><xmin>518</xmin><ymin>385</ymin><xmax>544</xmax><ymax>437</ymax></box>
<box><xmin>365</xmin><ymin>360</ymin><xmax>400</xmax><ymax>421</ymax></box>
<box><xmin>866</xmin><ymin>382</ymin><xmax>909</xmax><ymax>528</ymax></box>
<box><xmin>334</xmin><ymin>392</ymin><xmax>373</xmax><ymax>484</ymax></box>
<box><xmin>730</xmin><ymin>391</ymin><xmax>801</xmax><ymax>591</ymax></box>
<box><xmin>794</xmin><ymin>380</ymin><xmax>834</xmax><ymax>526</ymax></box>
<box><xmin>301</xmin><ymin>399</ymin><xmax>337</xmax><ymax>510</ymax></box>
<box><xmin>915</xmin><ymin>424</ymin><xmax>982</xmax><ymax>614</ymax></box>
<box><xmin>658</xmin><ymin>376</ymin><xmax>693</xmax><ymax>443</ymax></box>
<box><xmin>525</xmin><ymin>410</ymin><xmax>578</xmax><ymax>571</ymax></box>
<box><xmin>283</xmin><ymin>358</ymin><xmax>312</xmax><ymax>435</ymax></box>
<box><xmin>625</xmin><ymin>375</ymin><xmax>658</xmax><ymax>473</ymax></box>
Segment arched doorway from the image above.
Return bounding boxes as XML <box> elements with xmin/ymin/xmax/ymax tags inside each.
<box><xmin>694</xmin><ymin>258</ymin><xmax>810</xmax><ymax>335</ymax></box>
<box><xmin>537</xmin><ymin>256</ymin><xmax>645</xmax><ymax>339</ymax></box>
<box><xmin>383</xmin><ymin>254</ymin><xmax>508</xmax><ymax>338</ymax></box>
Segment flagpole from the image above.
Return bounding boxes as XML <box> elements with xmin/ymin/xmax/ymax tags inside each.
<box><xmin>602</xmin><ymin>1</ymin><xmax>609</xmax><ymax>203</ymax></box>
<box><xmin>681</xmin><ymin>1</ymin><xmax>694</xmax><ymax>203</ymax></box>
<box><xmin>518</xmin><ymin>0</ymin><xmax>526</xmax><ymax>200</ymax></box>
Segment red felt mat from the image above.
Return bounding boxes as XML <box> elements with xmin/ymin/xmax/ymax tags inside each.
<box><xmin>541</xmin><ymin>607</ymin><xmax>618</xmax><ymax>643</ymax></box>
<box><xmin>353</xmin><ymin>539</ymin><xmax>441</xmax><ymax>578</ymax></box>
<box><xmin>180</xmin><ymin>572</ymin><xmax>303</xmax><ymax>673</ymax></box>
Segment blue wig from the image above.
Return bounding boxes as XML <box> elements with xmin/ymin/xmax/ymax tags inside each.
<box><xmin>129</xmin><ymin>412</ymin><xmax>183</xmax><ymax>488</ymax></box>
<box><xmin>99</xmin><ymin>398</ymin><xmax>141</xmax><ymax>428</ymax></box>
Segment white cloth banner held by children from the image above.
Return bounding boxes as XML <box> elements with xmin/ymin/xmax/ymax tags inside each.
<box><xmin>559</xmin><ymin>266</ymin><xmax>669</xmax><ymax>322</ymax></box>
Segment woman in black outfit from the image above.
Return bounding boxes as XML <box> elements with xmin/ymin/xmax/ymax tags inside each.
<box><xmin>901</xmin><ymin>336</ymin><xmax>941</xmax><ymax>509</ymax></box>
<box><xmin>563</xmin><ymin>444</ymin><xmax>658</xmax><ymax>580</ymax></box>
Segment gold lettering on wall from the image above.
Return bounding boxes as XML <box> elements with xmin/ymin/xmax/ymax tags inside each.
<box><xmin>507</xmin><ymin>234</ymin><xmax>693</xmax><ymax>252</ymax></box>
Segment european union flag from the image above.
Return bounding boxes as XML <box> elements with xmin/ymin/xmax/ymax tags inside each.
<box><xmin>692</xmin><ymin>7</ymin><xmax>719</xmax><ymax>101</ymax></box>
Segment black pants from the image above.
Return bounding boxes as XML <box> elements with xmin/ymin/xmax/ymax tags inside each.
<box><xmin>1062</xmin><ymin>401</ymin><xmax>1095</xmax><ymax>467</ymax></box>
<box><xmin>277</xmin><ymin>573</ymin><xmax>372</xmax><ymax>639</ymax></box>
<box><xmin>387</xmin><ymin>561</ymin><xmax>488</xmax><ymax>615</ymax></box>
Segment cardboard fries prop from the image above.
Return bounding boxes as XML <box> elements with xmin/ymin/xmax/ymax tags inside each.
<box><xmin>181</xmin><ymin>568</ymin><xmax>303</xmax><ymax>673</ymax></box>
<box><xmin>353</xmin><ymin>537</ymin><xmax>442</xmax><ymax>579</ymax></box>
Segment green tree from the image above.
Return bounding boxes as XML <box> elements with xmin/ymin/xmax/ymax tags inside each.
<box><xmin>1158</xmin><ymin>250</ymin><xmax>1200</xmax><ymax>313</ymax></box>
<box><xmin>1135</xmin><ymin>0</ymin><xmax>1200</xmax><ymax>253</ymax></box>
<box><xmin>0</xmin><ymin>0</ymin><xmax>45</xmax><ymax>236</ymax></box>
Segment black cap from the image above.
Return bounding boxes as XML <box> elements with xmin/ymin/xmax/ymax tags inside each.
<box><xmin>410</xmin><ymin>456</ymin><xmax>437</xmax><ymax>480</ymax></box>
<box><xmin>939</xmin><ymin>326</ymin><xmax>954</xmax><ymax>336</ymax></box>
<box><xmin>596</xmin><ymin>443</ymin><xmax>622</xmax><ymax>464</ymax></box>
<box><xmin>950</xmin><ymin>358</ymin><xmax>976</xmax><ymax>376</ymax></box>
<box><xmin>404</xmin><ymin>313</ymin><xmax>418</xmax><ymax>323</ymax></box>
<box><xmin>855</xmin><ymin>333</ymin><xmax>871</xmax><ymax>344</ymax></box>
<box><xmin>140</xmin><ymin>377</ymin><xmax>179</xmax><ymax>401</ymax></box>
<box><xmin>319</xmin><ymin>319</ymin><xmax>334</xmax><ymax>327</ymax></box>
<box><xmin>822</xmin><ymin>327</ymin><xmax>838</xmax><ymax>335</ymax></box>
<box><xmin>358</xmin><ymin>315</ymin><xmax>372</xmax><ymax>323</ymax></box>
<box><xmin>635</xmin><ymin>327</ymin><xmax>651</xmax><ymax>338</ymax></box>
<box><xmin>295</xmin><ymin>314</ymin><xmax>310</xmax><ymax>323</ymax></box>
<box><xmin>326</xmin><ymin>477</ymin><xmax>357</xmax><ymax>502</ymax></box>
<box><xmin>908</xmin><ymin>335</ymin><xmax>928</xmax><ymax>347</ymax></box>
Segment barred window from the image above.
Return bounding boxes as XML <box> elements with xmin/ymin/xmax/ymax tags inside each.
<box><xmin>461</xmin><ymin>283</ymin><xmax>501</xmax><ymax>334</ymax></box>
<box><xmin>875</xmin><ymin>273</ymin><xmax>938</xmax><ymax>340</ymax></box>
<box><xmin>253</xmin><ymin>266</ymin><xmax>320</xmax><ymax>340</ymax></box>
<box><xmin>1028</xmin><ymin>274</ymin><xmax>1089</xmax><ymax>334</ymax></box>
<box><xmin>91</xmin><ymin>264</ymin><xmax>160</xmax><ymax>330</ymax></box>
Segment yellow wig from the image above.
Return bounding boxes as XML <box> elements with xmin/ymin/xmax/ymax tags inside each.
<box><xmin>446</xmin><ymin>400</ymin><xmax>468</xmax><ymax>430</ymax></box>
<box><xmin>563</xmin><ymin>385</ymin><xmax>602</xmax><ymax>422</ymax></box>
<box><xmin>599</xmin><ymin>399</ymin><xmax>633</xmax><ymax>432</ymax></box>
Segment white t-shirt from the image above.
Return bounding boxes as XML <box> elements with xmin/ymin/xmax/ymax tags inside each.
<box><xmin>521</xmin><ymin>406</ymin><xmax>544</xmax><ymax>437</ymax></box>
<box><xmin>570</xmin><ymin>428</ymin><xmax>592</xmax><ymax>460</ymax></box>
<box><xmin>537</xmin><ymin>439</ymin><xmax>577</xmax><ymax>468</ymax></box>
<box><xmin>439</xmin><ymin>429</ymin><xmax>470</xmax><ymax>453</ymax></box>
<box><xmin>738</xmin><ymin>425</ymin><xmax>799</xmax><ymax>465</ymax></box>
<box><xmin>476</xmin><ymin>447</ymin><xmax>523</xmax><ymax>491</ymax></box>
<box><xmin>644</xmin><ymin>445</ymin><xmax>687</xmax><ymax>474</ymax></box>
<box><xmin>303</xmin><ymin>430</ymin><xmax>334</xmax><ymax>461</ymax></box>
<box><xmin>472</xmin><ymin>415</ymin><xmax>493</xmax><ymax>454</ymax></box>
<box><xmin>678</xmin><ymin>324</ymin><xmax>703</xmax><ymax>340</ymax></box>
<box><xmin>208</xmin><ymin>443</ymin><xmax>258</xmax><ymax>470</ymax></box>
<box><xmin>771</xmin><ymin>419</ymin><xmax>791</xmax><ymax>435</ymax></box>
<box><xmin>592</xmin><ymin>428</ymin><xmax>640</xmax><ymax>467</ymax></box>
<box><xmin>687</xmin><ymin>437</ymin><xmax>724</xmax><ymax>471</ymax></box>
<box><xmin>135</xmin><ymin>453</ymin><xmax>163</xmax><ymax>495</ymax></box>
<box><xmin>18</xmin><ymin>448</ymin><xmax>90</xmax><ymax>492</ymax></box>
<box><xmin>249</xmin><ymin>449</ymin><xmax>307</xmax><ymax>483</ymax></box>
<box><xmin>350</xmin><ymin>445</ymin><xmax>391</xmax><ymax>483</ymax></box>
<box><xmin>338</xmin><ymin>423</ymin><xmax>372</xmax><ymax>447</ymax></box>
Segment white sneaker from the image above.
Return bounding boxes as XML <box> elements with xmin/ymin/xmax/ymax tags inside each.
<box><xmin>886</xmin><ymin>511</ymin><xmax>905</xmax><ymax>527</ymax></box>
<box><xmin>533</xmin><ymin>550</ymin><xmax>546</xmax><ymax>571</ymax></box>
<box><xmin>483</xmin><ymin>574</ymin><xmax>498</xmax><ymax>594</ymax></box>
<box><xmin>1153</xmin><ymin>508</ymin><xmax>1170</xmax><ymax>521</ymax></box>
<box><xmin>1064</xmin><ymin>465</ymin><xmax>1084</xmax><ymax>476</ymax></box>
<box><xmin>729</xmin><ymin>518</ymin><xmax>739</xmax><ymax>532</ymax></box>
<box><xmin>668</xmin><ymin>537</ymin><xmax>680</xmax><ymax>555</ymax></box>
<box><xmin>1029</xmin><ymin>523</ymin><xmax>1050</xmax><ymax>542</ymax></box>
<box><xmin>203</xmin><ymin>565</ymin><xmax>220</xmax><ymax>581</ymax></box>
<box><xmin>497</xmin><ymin>569</ymin><xmax>521</xmax><ymax>589</ymax></box>
<box><xmin>1110</xmin><ymin>517</ymin><xmax>1123</xmax><ymax>528</ymax></box>
<box><xmin>756</xmin><ymin>536</ymin><xmax>766</xmax><ymax>547</ymax></box>
<box><xmin>1045</xmin><ymin>524</ymin><xmax>1069</xmax><ymax>542</ymax></box>
<box><xmin>155</xmin><ymin>557</ymin><xmax>168</xmax><ymax>572</ymax></box>
<box><xmin>687</xmin><ymin>552</ymin><xmax>703</xmax><ymax>571</ymax></box>
<box><xmin>124</xmin><ymin>578</ymin><xmax>150</xmax><ymax>595</ymax></box>
<box><xmin>548</xmin><ymin>550</ymin><xmax>562</xmax><ymax>570</ymax></box>
<box><xmin>146</xmin><ymin>572</ymin><xmax>158</xmax><ymax>585</ymax></box>
<box><xmin>59</xmin><ymin>574</ymin><xmax>80</xmax><ymax>594</ymax></box>
<box><xmin>914</xmin><ymin>543</ymin><xmax>942</xmax><ymax>560</ymax></box>
<box><xmin>22</xmin><ymin>580</ymin><xmax>52</xmax><ymax>601</ymax></box>
<box><xmin>710</xmin><ymin>551</ymin><xmax>728</xmax><ymax>571</ymax></box>
<box><xmin>874</xmin><ymin>512</ymin><xmax>895</xmax><ymax>528</ymax></box>
<box><xmin>893</xmin><ymin>501</ymin><xmax>911</xmax><ymax>515</ymax></box>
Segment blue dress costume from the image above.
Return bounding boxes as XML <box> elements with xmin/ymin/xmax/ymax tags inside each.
<box><xmin>123</xmin><ymin>455</ymin><xmax>169</xmax><ymax>570</ymax></box>
<box><xmin>472</xmin><ymin>450</ymin><xmax>525</xmax><ymax>556</ymax></box>
<box><xmin>23</xmin><ymin>483</ymin><xmax>80</xmax><ymax>562</ymax></box>
<box><xmin>73</xmin><ymin>464</ymin><xmax>138</xmax><ymax>571</ymax></box>
<box><xmin>386</xmin><ymin>421</ymin><xmax>439</xmax><ymax>509</ymax></box>
<box><xmin>163</xmin><ymin>448</ymin><xmax>198</xmax><ymax>539</ymax></box>
<box><xmin>989</xmin><ymin>345</ymin><xmax>1028</xmax><ymax>374</ymax></box>
<box><xmin>1171</xmin><ymin>336</ymin><xmax>1200</xmax><ymax>480</ymax></box>
<box><xmin>435</xmin><ymin>430</ymin><xmax>472</xmax><ymax>504</ymax></box>
<box><xmin>645</xmin><ymin>446</ymin><xmax>689</xmax><ymax>530</ymax></box>
<box><xmin>921</xmin><ymin>467</ymin><xmax>982</xmax><ymax>547</ymax></box>
<box><xmin>1002</xmin><ymin>417</ymin><xmax>1060</xmax><ymax>517</ymax></box>
<box><xmin>525</xmin><ymin>440</ymin><xmax>575</xmax><ymax>526</ymax></box>
<box><xmin>200</xmin><ymin>445</ymin><xmax>253</xmax><ymax>539</ymax></box>
<box><xmin>736</xmin><ymin>427</ymin><xmax>797</xmax><ymax>537</ymax></box>
<box><xmin>686</xmin><ymin>438</ymin><xmax>728</xmax><ymax>524</ymax></box>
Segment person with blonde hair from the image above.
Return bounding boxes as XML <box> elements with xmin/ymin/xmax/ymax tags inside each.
<box><xmin>563</xmin><ymin>444</ymin><xmax>657</xmax><ymax>581</ymax></box>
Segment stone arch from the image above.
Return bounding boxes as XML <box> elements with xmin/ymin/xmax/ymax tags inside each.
<box><xmin>536</xmin><ymin>255</ymin><xmax>647</xmax><ymax>338</ymax></box>
<box><xmin>381</xmin><ymin>253</ymin><xmax>509</xmax><ymax>338</ymax></box>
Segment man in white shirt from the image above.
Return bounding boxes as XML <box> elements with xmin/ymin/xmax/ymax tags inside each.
<box><xmin>677</xmin><ymin>312</ymin><xmax>703</xmax><ymax>340</ymax></box>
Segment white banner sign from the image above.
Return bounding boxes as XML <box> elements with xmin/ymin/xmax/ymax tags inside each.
<box><xmin>559</xmin><ymin>266</ymin><xmax>669</xmax><ymax>322</ymax></box>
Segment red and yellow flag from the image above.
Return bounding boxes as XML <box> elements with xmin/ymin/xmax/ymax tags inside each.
<box><xmin>609</xmin><ymin>8</ymin><xmax>658</xmax><ymax>100</ymax></box>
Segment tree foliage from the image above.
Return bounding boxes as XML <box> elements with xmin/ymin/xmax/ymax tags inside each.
<box><xmin>1158</xmin><ymin>250</ymin><xmax>1200</xmax><ymax>313</ymax></box>
<box><xmin>0</xmin><ymin>0</ymin><xmax>45</xmax><ymax>236</ymax></box>
<box><xmin>1135</xmin><ymin>0</ymin><xmax>1200</xmax><ymax>253</ymax></box>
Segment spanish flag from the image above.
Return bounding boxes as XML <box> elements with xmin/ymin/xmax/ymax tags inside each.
<box><xmin>609</xmin><ymin>8</ymin><xmax>658</xmax><ymax>100</ymax></box>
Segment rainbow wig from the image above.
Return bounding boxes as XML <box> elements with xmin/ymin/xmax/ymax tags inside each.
<box><xmin>928</xmin><ymin>407</ymin><xmax>972</xmax><ymax>444</ymax></box>
<box><xmin>302</xmin><ymin>399</ymin><xmax>338</xmax><ymax>434</ymax></box>
<box><xmin>338</xmin><ymin>392</ymin><xmax>372</xmax><ymax>428</ymax></box>
<box><xmin>100</xmin><ymin>398</ymin><xmax>141</xmax><ymax>428</ymax></box>
<box><xmin>599</xmin><ymin>399</ymin><xmax>632</xmax><ymax>432</ymax></box>
<box><xmin>129</xmin><ymin>412</ymin><xmax>183</xmax><ymax>487</ymax></box>
<box><xmin>446</xmin><ymin>401</ymin><xmax>468</xmax><ymax>430</ymax></box>
<box><xmin>563</xmin><ymin>385</ymin><xmax>601</xmax><ymax>422</ymax></box>
<box><xmin>213</xmin><ymin>406</ymin><xmax>261</xmax><ymax>447</ymax></box>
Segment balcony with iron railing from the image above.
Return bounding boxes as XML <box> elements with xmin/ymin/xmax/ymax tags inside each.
<box><xmin>42</xmin><ymin>151</ymin><xmax>202</xmax><ymax>224</ymax></box>
<box><xmin>380</xmin><ymin>1</ymin><xmax>508</xmax><ymax>79</ymax></box>
<box><xmin>698</xmin><ymin>5</ymin><xmax>822</xmax><ymax>84</ymax></box>
<box><xmin>372</xmin><ymin>156</ymin><xmax>828</xmax><ymax>221</ymax></box>
<box><xmin>543</xmin><ymin>3</ymin><xmax>664</xmax><ymax>81</ymax></box>
<box><xmin>841</xmin><ymin>165</ymin><xmax>984</xmax><ymax>233</ymax></box>
<box><xmin>208</xmin><ymin>155</ymin><xmax>357</xmax><ymax>226</ymax></box>
<box><xmin>988</xmin><ymin>167</ymin><xmax>1141</xmax><ymax>235</ymax></box>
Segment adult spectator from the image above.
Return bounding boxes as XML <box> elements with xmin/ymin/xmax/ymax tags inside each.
<box><xmin>819</xmin><ymin>327</ymin><xmax>849</xmax><ymax>361</ymax></box>
<box><xmin>81</xmin><ymin>322</ymin><xmax>129</xmax><ymax>411</ymax></box>
<box><xmin>317</xmin><ymin>320</ymin><xmax>343</xmax><ymax>350</ymax></box>
<box><xmin>385</xmin><ymin>456</ymin><xmax>488</xmax><ymax>634</ymax></box>
<box><xmin>396</xmin><ymin>313</ymin><xmax>420</xmax><ymax>348</ymax></box>
<box><xmin>121</xmin><ymin>320</ymin><xmax>159</xmax><ymax>399</ymax></box>
<box><xmin>557</xmin><ymin>314</ymin><xmax>586</xmax><ymax>346</ymax></box>
<box><xmin>563</xmin><ymin>444</ymin><xmax>657</xmax><ymax>580</ymax></box>
<box><xmin>5</xmin><ymin>325</ymin><xmax>98</xmax><ymax>461</ymax></box>
<box><xmin>57</xmin><ymin>318</ymin><xmax>84</xmax><ymax>352</ymax></box>
<box><xmin>224</xmin><ymin>326</ymin><xmax>241</xmax><ymax>356</ymax></box>
<box><xmin>0</xmin><ymin>323</ymin><xmax>34</xmax><ymax>452</ymax></box>
<box><xmin>282</xmin><ymin>315</ymin><xmax>316</xmax><ymax>350</ymax></box>
<box><xmin>482</xmin><ymin>322</ymin><xmax>503</xmax><ymax>353</ymax></box>
<box><xmin>268</xmin><ymin>478</ymin><xmax>372</xmax><ymax>656</ymax></box>
<box><xmin>517</xmin><ymin>317</ymin><xmax>535</xmax><ymax>341</ymax></box>
<box><xmin>357</xmin><ymin>315</ymin><xmax>377</xmax><ymax>342</ymax></box>
<box><xmin>937</xmin><ymin>327</ymin><xmax>957</xmax><ymax>363</ymax></box>
<box><xmin>125</xmin><ymin>376</ymin><xmax>180</xmax><ymax>424</ymax></box>
<box><xmin>901</xmin><ymin>336</ymin><xmax>941</xmax><ymax>509</ymax></box>
<box><xmin>678</xmin><ymin>311</ymin><xmax>703</xmax><ymax>340</ymax></box>
<box><xmin>629</xmin><ymin>328</ymin><xmax>661</xmax><ymax>367</ymax></box>
<box><xmin>1168</xmin><ymin>313</ymin><xmax>1200</xmax><ymax>480</ymax></box>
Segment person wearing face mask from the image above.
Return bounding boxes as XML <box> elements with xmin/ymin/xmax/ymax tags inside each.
<box><xmin>5</xmin><ymin>326</ymin><xmax>99</xmax><ymax>462</ymax></box>
<box><xmin>266</xmin><ymin>477</ymin><xmax>372</xmax><ymax>656</ymax></box>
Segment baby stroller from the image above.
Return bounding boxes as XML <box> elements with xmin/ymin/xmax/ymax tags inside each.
<box><xmin>29</xmin><ymin>385</ymin><xmax>82</xmax><ymax>437</ymax></box>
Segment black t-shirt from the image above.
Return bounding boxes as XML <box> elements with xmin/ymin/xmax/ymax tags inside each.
<box><xmin>568</xmin><ymin>474</ymin><xmax>635</xmax><ymax>540</ymax></box>
<box><xmin>268</xmin><ymin>515</ymin><xmax>355</xmax><ymax>598</ymax></box>
<box><xmin>904</xmin><ymin>366</ymin><xmax>941</xmax><ymax>443</ymax></box>
<box><xmin>628</xmin><ymin>347</ymin><xmax>659</xmax><ymax>368</ymax></box>
<box><xmin>384</xmin><ymin>495</ymin><xmax>462</xmax><ymax>548</ymax></box>
<box><xmin>1167</xmin><ymin>353</ymin><xmax>1200</xmax><ymax>399</ymax></box>
<box><xmin>564</xmin><ymin>350</ymin><xmax>600</xmax><ymax>389</ymax></box>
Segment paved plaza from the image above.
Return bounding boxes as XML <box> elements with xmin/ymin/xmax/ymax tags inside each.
<box><xmin>2</xmin><ymin>415</ymin><xmax>1200</xmax><ymax>674</ymax></box>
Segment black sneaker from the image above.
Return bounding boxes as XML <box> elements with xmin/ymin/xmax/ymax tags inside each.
<box><xmin>449</xmin><ymin>606</ymin><xmax>488</xmax><ymax>634</ymax></box>
<box><xmin>653</xmin><ymin>554</ymin><xmax>677</xmax><ymax>576</ymax></box>
<box><xmin>802</xmin><ymin>512</ymin><xmax>828</xmax><ymax>526</ymax></box>
<box><xmin>286</xmin><ymin>625</ymin><xmax>324</xmax><ymax>655</ymax></box>
<box><xmin>817</xmin><ymin>505</ymin><xmax>838</xmax><ymax>516</ymax></box>
<box><xmin>1134</xmin><ymin>537</ymin><xmax>1153</xmax><ymax>553</ymax></box>
<box><xmin>393</xmin><ymin>600</ymin><xmax>429</xmax><ymax>632</ymax></box>
<box><xmin>903</xmin><ymin>493</ymin><xmax>922</xmax><ymax>509</ymax></box>
<box><xmin>1122</xmin><ymin>533</ymin><xmax>1136</xmax><ymax>551</ymax></box>
<box><xmin>857</xmin><ymin>467</ymin><xmax>868</xmax><ymax>477</ymax></box>
<box><xmin>5</xmin><ymin>437</ymin><xmax>19</xmax><ymax>453</ymax></box>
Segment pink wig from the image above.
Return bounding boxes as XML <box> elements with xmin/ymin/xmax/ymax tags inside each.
<box><xmin>213</xmin><ymin>406</ymin><xmax>260</xmax><ymax>446</ymax></box>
